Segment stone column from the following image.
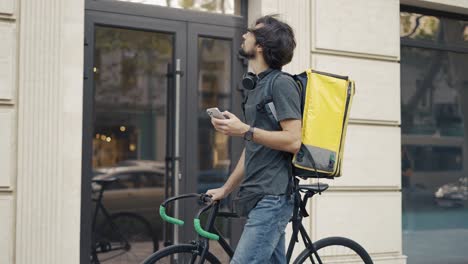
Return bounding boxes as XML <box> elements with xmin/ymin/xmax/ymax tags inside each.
<box><xmin>0</xmin><ymin>1</ymin><xmax>18</xmax><ymax>264</ymax></box>
<box><xmin>15</xmin><ymin>0</ymin><xmax>84</xmax><ymax>263</ymax></box>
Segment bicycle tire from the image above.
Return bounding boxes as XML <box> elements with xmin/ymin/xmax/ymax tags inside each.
<box><xmin>293</xmin><ymin>236</ymin><xmax>373</xmax><ymax>264</ymax></box>
<box><xmin>141</xmin><ymin>244</ymin><xmax>221</xmax><ymax>264</ymax></box>
<box><xmin>96</xmin><ymin>212</ymin><xmax>158</xmax><ymax>263</ymax></box>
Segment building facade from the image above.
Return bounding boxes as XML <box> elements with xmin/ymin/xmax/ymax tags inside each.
<box><xmin>1</xmin><ymin>0</ymin><xmax>467</xmax><ymax>263</ymax></box>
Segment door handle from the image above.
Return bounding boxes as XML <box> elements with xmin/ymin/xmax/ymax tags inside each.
<box><xmin>174</xmin><ymin>59</ymin><xmax>182</xmax><ymax>181</ymax></box>
<box><xmin>173</xmin><ymin>58</ymin><xmax>182</xmax><ymax>246</ymax></box>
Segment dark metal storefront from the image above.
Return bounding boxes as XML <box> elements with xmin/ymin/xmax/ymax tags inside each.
<box><xmin>82</xmin><ymin>1</ymin><xmax>247</xmax><ymax>263</ymax></box>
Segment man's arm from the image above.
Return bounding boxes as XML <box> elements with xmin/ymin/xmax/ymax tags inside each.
<box><xmin>212</xmin><ymin>112</ymin><xmax>301</xmax><ymax>154</ymax></box>
<box><xmin>206</xmin><ymin>148</ymin><xmax>245</xmax><ymax>200</ymax></box>
<box><xmin>222</xmin><ymin>148</ymin><xmax>245</xmax><ymax>193</ymax></box>
<box><xmin>250</xmin><ymin>119</ymin><xmax>301</xmax><ymax>154</ymax></box>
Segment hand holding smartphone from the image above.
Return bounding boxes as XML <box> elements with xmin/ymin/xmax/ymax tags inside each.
<box><xmin>206</xmin><ymin>107</ymin><xmax>226</xmax><ymax>119</ymax></box>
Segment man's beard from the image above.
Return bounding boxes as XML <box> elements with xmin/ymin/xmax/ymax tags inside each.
<box><xmin>238</xmin><ymin>46</ymin><xmax>255</xmax><ymax>60</ymax></box>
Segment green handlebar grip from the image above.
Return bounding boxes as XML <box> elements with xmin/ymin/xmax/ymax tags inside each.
<box><xmin>159</xmin><ymin>206</ymin><xmax>184</xmax><ymax>226</ymax></box>
<box><xmin>194</xmin><ymin>219</ymin><xmax>219</xmax><ymax>240</ymax></box>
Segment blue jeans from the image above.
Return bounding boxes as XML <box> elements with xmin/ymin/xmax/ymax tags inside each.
<box><xmin>231</xmin><ymin>194</ymin><xmax>294</xmax><ymax>264</ymax></box>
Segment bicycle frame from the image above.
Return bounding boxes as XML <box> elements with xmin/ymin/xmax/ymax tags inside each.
<box><xmin>196</xmin><ymin>203</ymin><xmax>235</xmax><ymax>263</ymax></box>
<box><xmin>285</xmin><ymin>189</ymin><xmax>323</xmax><ymax>264</ymax></box>
<box><xmin>160</xmin><ymin>189</ymin><xmax>324</xmax><ymax>264</ymax></box>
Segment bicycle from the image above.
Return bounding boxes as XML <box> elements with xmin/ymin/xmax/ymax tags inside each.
<box><xmin>140</xmin><ymin>177</ymin><xmax>374</xmax><ymax>264</ymax></box>
<box><xmin>91</xmin><ymin>177</ymin><xmax>158</xmax><ymax>264</ymax></box>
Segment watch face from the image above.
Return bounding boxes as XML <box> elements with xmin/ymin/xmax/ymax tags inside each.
<box><xmin>245</xmin><ymin>131</ymin><xmax>253</xmax><ymax>141</ymax></box>
<box><xmin>245</xmin><ymin>127</ymin><xmax>254</xmax><ymax>141</ymax></box>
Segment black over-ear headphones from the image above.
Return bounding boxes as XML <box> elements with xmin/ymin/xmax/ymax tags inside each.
<box><xmin>242</xmin><ymin>72</ymin><xmax>258</xmax><ymax>90</ymax></box>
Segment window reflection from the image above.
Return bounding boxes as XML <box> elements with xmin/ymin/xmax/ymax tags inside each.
<box><xmin>405</xmin><ymin>146</ymin><xmax>462</xmax><ymax>171</ymax></box>
<box><xmin>92</xmin><ymin>26</ymin><xmax>173</xmax><ymax>261</ymax></box>
<box><xmin>103</xmin><ymin>0</ymin><xmax>242</xmax><ymax>15</ymax></box>
<box><xmin>401</xmin><ymin>47</ymin><xmax>466</xmax><ymax>136</ymax></box>
<box><xmin>400</xmin><ymin>12</ymin><xmax>468</xmax><ymax>46</ymax></box>
<box><xmin>465</xmin><ymin>24</ymin><xmax>468</xmax><ymax>41</ymax></box>
<box><xmin>93</xmin><ymin>26</ymin><xmax>173</xmax><ymax>168</ymax></box>
<box><xmin>196</xmin><ymin>36</ymin><xmax>232</xmax><ymax>264</ymax></box>
<box><xmin>401</xmin><ymin>13</ymin><xmax>468</xmax><ymax>263</ymax></box>
<box><xmin>197</xmin><ymin>37</ymin><xmax>232</xmax><ymax>194</ymax></box>
<box><xmin>400</xmin><ymin>12</ymin><xmax>440</xmax><ymax>40</ymax></box>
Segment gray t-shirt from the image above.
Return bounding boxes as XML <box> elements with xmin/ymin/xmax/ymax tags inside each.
<box><xmin>241</xmin><ymin>69</ymin><xmax>302</xmax><ymax>195</ymax></box>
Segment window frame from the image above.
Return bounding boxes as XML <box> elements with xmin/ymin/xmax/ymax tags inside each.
<box><xmin>85</xmin><ymin>0</ymin><xmax>248</xmax><ymax>28</ymax></box>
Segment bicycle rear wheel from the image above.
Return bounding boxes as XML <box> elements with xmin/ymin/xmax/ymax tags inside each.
<box><xmin>294</xmin><ymin>236</ymin><xmax>373</xmax><ymax>264</ymax></box>
<box><xmin>97</xmin><ymin>212</ymin><xmax>157</xmax><ymax>263</ymax></box>
<box><xmin>142</xmin><ymin>244</ymin><xmax>221</xmax><ymax>264</ymax></box>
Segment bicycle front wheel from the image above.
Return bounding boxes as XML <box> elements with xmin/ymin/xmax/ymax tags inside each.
<box><xmin>141</xmin><ymin>244</ymin><xmax>221</xmax><ymax>264</ymax></box>
<box><xmin>294</xmin><ymin>236</ymin><xmax>373</xmax><ymax>264</ymax></box>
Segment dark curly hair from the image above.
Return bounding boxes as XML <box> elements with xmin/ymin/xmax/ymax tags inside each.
<box><xmin>250</xmin><ymin>15</ymin><xmax>296</xmax><ymax>70</ymax></box>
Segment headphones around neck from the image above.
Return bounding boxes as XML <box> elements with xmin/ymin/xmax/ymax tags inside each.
<box><xmin>242</xmin><ymin>72</ymin><xmax>258</xmax><ymax>90</ymax></box>
<box><xmin>242</xmin><ymin>69</ymin><xmax>276</xmax><ymax>90</ymax></box>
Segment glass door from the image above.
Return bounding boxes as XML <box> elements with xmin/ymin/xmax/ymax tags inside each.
<box><xmin>83</xmin><ymin>10</ymin><xmax>246</xmax><ymax>264</ymax></box>
<box><xmin>180</xmin><ymin>23</ymin><xmax>245</xmax><ymax>260</ymax></box>
<box><xmin>84</xmin><ymin>12</ymin><xmax>186</xmax><ymax>264</ymax></box>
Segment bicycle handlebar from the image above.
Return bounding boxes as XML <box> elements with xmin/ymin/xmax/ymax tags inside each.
<box><xmin>194</xmin><ymin>218</ymin><xmax>219</xmax><ymax>240</ymax></box>
<box><xmin>158</xmin><ymin>193</ymin><xmax>220</xmax><ymax>240</ymax></box>
<box><xmin>158</xmin><ymin>193</ymin><xmax>200</xmax><ymax>226</ymax></box>
<box><xmin>194</xmin><ymin>195</ymin><xmax>220</xmax><ymax>240</ymax></box>
<box><xmin>159</xmin><ymin>206</ymin><xmax>184</xmax><ymax>226</ymax></box>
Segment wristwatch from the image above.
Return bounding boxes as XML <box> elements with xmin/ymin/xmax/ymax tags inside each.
<box><xmin>244</xmin><ymin>126</ymin><xmax>255</xmax><ymax>141</ymax></box>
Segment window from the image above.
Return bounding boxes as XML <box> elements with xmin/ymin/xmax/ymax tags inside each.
<box><xmin>197</xmin><ymin>37</ymin><xmax>232</xmax><ymax>193</ymax></box>
<box><xmin>401</xmin><ymin>11</ymin><xmax>468</xmax><ymax>45</ymax></box>
<box><xmin>100</xmin><ymin>0</ymin><xmax>242</xmax><ymax>15</ymax></box>
<box><xmin>400</xmin><ymin>8</ymin><xmax>468</xmax><ymax>263</ymax></box>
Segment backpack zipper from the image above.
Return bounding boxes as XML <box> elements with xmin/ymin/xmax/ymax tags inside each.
<box><xmin>333</xmin><ymin>81</ymin><xmax>353</xmax><ymax>176</ymax></box>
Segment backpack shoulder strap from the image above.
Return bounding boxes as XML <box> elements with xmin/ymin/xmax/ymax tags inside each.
<box><xmin>264</xmin><ymin>70</ymin><xmax>283</xmax><ymax>96</ymax></box>
<box><xmin>259</xmin><ymin>70</ymin><xmax>283</xmax><ymax>122</ymax></box>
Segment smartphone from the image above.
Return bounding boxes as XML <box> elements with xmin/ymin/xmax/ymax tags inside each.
<box><xmin>206</xmin><ymin>107</ymin><xmax>226</xmax><ymax>119</ymax></box>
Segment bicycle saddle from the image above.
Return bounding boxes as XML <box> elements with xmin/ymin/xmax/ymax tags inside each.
<box><xmin>298</xmin><ymin>183</ymin><xmax>329</xmax><ymax>193</ymax></box>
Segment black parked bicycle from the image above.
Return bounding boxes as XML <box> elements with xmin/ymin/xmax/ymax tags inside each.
<box><xmin>91</xmin><ymin>177</ymin><xmax>158</xmax><ymax>264</ymax></box>
<box><xmin>141</xmin><ymin>177</ymin><xmax>373</xmax><ymax>264</ymax></box>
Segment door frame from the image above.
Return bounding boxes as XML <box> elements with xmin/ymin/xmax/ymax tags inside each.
<box><xmin>82</xmin><ymin>11</ymin><xmax>188</xmax><ymax>263</ymax></box>
<box><xmin>85</xmin><ymin>0</ymin><xmax>247</xmax><ymax>28</ymax></box>
<box><xmin>82</xmin><ymin>3</ymin><xmax>247</xmax><ymax>263</ymax></box>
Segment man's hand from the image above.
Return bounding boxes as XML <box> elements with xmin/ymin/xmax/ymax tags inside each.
<box><xmin>206</xmin><ymin>187</ymin><xmax>229</xmax><ymax>201</ymax></box>
<box><xmin>211</xmin><ymin>111</ymin><xmax>249</xmax><ymax>137</ymax></box>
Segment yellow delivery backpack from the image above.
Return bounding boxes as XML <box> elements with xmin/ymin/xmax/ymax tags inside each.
<box><xmin>262</xmin><ymin>69</ymin><xmax>355</xmax><ymax>179</ymax></box>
